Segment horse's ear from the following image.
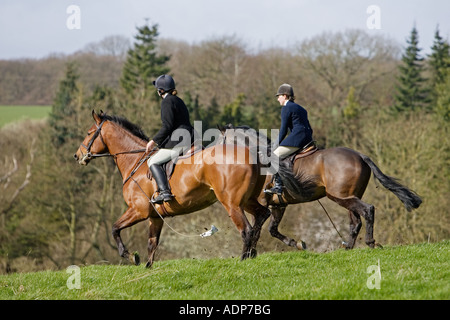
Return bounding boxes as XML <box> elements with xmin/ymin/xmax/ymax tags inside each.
<box><xmin>92</xmin><ymin>110</ymin><xmax>101</xmax><ymax>124</ymax></box>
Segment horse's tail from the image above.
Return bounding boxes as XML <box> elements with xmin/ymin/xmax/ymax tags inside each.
<box><xmin>359</xmin><ymin>153</ymin><xmax>422</xmax><ymax>211</ymax></box>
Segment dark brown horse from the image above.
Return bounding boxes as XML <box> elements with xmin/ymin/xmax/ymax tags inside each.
<box><xmin>74</xmin><ymin>111</ymin><xmax>270</xmax><ymax>267</ymax></box>
<box><xmin>219</xmin><ymin>125</ymin><xmax>422</xmax><ymax>250</ymax></box>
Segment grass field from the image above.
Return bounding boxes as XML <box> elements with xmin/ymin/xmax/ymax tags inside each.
<box><xmin>0</xmin><ymin>241</ymin><xmax>448</xmax><ymax>300</ymax></box>
<box><xmin>0</xmin><ymin>105</ymin><xmax>51</xmax><ymax>127</ymax></box>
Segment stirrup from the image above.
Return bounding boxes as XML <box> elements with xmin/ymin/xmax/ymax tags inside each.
<box><xmin>264</xmin><ymin>186</ymin><xmax>283</xmax><ymax>195</ymax></box>
<box><xmin>151</xmin><ymin>190</ymin><xmax>173</xmax><ymax>204</ymax></box>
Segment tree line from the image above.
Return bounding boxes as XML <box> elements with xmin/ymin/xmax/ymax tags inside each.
<box><xmin>0</xmin><ymin>22</ymin><xmax>449</xmax><ymax>273</ymax></box>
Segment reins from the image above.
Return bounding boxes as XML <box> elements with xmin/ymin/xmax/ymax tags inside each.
<box><xmin>317</xmin><ymin>199</ymin><xmax>348</xmax><ymax>247</ymax></box>
<box><xmin>87</xmin><ymin>147</ymin><xmax>150</xmax><ymax>186</ymax></box>
<box><xmin>89</xmin><ymin>148</ymin><xmax>147</xmax><ymax>159</ymax></box>
<box><xmin>79</xmin><ymin>118</ymin><xmax>148</xmax><ymax>163</ymax></box>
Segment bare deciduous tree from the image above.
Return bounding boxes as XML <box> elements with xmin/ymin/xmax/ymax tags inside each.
<box><xmin>83</xmin><ymin>35</ymin><xmax>131</xmax><ymax>61</ymax></box>
<box><xmin>0</xmin><ymin>139</ymin><xmax>36</xmax><ymax>216</ymax></box>
<box><xmin>297</xmin><ymin>29</ymin><xmax>400</xmax><ymax>109</ymax></box>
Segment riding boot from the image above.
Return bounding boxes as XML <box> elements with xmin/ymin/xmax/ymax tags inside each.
<box><xmin>264</xmin><ymin>173</ymin><xmax>284</xmax><ymax>195</ymax></box>
<box><xmin>149</xmin><ymin>164</ymin><xmax>173</xmax><ymax>204</ymax></box>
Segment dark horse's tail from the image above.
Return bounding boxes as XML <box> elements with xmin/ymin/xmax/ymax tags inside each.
<box><xmin>359</xmin><ymin>153</ymin><xmax>422</xmax><ymax>211</ymax></box>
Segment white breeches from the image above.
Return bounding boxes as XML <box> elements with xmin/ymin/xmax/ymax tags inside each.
<box><xmin>147</xmin><ymin>146</ymin><xmax>185</xmax><ymax>166</ymax></box>
<box><xmin>273</xmin><ymin>146</ymin><xmax>299</xmax><ymax>159</ymax></box>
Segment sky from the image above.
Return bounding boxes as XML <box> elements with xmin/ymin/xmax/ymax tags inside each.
<box><xmin>0</xmin><ymin>0</ymin><xmax>449</xmax><ymax>59</ymax></box>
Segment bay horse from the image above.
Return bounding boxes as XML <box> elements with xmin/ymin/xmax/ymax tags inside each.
<box><xmin>219</xmin><ymin>125</ymin><xmax>422</xmax><ymax>250</ymax></box>
<box><xmin>74</xmin><ymin>111</ymin><xmax>270</xmax><ymax>267</ymax></box>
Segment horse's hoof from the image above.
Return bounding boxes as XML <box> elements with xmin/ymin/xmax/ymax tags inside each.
<box><xmin>375</xmin><ymin>243</ymin><xmax>383</xmax><ymax>249</ymax></box>
<box><xmin>129</xmin><ymin>251</ymin><xmax>140</xmax><ymax>265</ymax></box>
<box><xmin>241</xmin><ymin>249</ymin><xmax>257</xmax><ymax>260</ymax></box>
<box><xmin>296</xmin><ymin>241</ymin><xmax>307</xmax><ymax>250</ymax></box>
<box><xmin>145</xmin><ymin>261</ymin><xmax>153</xmax><ymax>268</ymax></box>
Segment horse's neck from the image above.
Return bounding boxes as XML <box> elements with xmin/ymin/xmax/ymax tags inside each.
<box><xmin>105</xmin><ymin>124</ymin><xmax>146</xmax><ymax>180</ymax></box>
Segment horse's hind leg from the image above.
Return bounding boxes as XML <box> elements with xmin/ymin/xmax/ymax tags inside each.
<box><xmin>112</xmin><ymin>206</ymin><xmax>147</xmax><ymax>265</ymax></box>
<box><xmin>363</xmin><ymin>204</ymin><xmax>376</xmax><ymax>248</ymax></box>
<box><xmin>268</xmin><ymin>206</ymin><xmax>307</xmax><ymax>250</ymax></box>
<box><xmin>327</xmin><ymin>194</ymin><xmax>376</xmax><ymax>248</ymax></box>
<box><xmin>346</xmin><ymin>210</ymin><xmax>362</xmax><ymax>249</ymax></box>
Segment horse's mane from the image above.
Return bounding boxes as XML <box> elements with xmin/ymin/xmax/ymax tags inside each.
<box><xmin>100</xmin><ymin>113</ymin><xmax>150</xmax><ymax>142</ymax></box>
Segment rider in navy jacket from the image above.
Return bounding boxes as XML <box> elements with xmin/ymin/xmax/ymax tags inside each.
<box><xmin>279</xmin><ymin>100</ymin><xmax>313</xmax><ymax>149</ymax></box>
<box><xmin>265</xmin><ymin>83</ymin><xmax>314</xmax><ymax>196</ymax></box>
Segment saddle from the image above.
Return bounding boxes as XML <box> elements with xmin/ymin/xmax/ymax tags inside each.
<box><xmin>267</xmin><ymin>141</ymin><xmax>318</xmax><ymax>206</ymax></box>
<box><xmin>147</xmin><ymin>144</ymin><xmax>204</xmax><ymax>181</ymax></box>
<box><xmin>283</xmin><ymin>141</ymin><xmax>318</xmax><ymax>166</ymax></box>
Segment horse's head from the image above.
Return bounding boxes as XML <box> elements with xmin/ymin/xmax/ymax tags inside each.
<box><xmin>74</xmin><ymin>110</ymin><xmax>109</xmax><ymax>165</ymax></box>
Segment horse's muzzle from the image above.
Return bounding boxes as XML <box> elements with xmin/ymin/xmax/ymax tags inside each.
<box><xmin>74</xmin><ymin>150</ymin><xmax>91</xmax><ymax>165</ymax></box>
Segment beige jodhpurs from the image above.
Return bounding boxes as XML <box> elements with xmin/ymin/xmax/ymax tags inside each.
<box><xmin>273</xmin><ymin>146</ymin><xmax>299</xmax><ymax>159</ymax></box>
<box><xmin>147</xmin><ymin>146</ymin><xmax>185</xmax><ymax>166</ymax></box>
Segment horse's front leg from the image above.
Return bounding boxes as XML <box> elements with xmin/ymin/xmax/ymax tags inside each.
<box><xmin>222</xmin><ymin>203</ymin><xmax>254</xmax><ymax>260</ymax></box>
<box><xmin>112</xmin><ymin>206</ymin><xmax>147</xmax><ymax>265</ymax></box>
<box><xmin>146</xmin><ymin>216</ymin><xmax>164</xmax><ymax>268</ymax></box>
<box><xmin>244</xmin><ymin>199</ymin><xmax>271</xmax><ymax>253</ymax></box>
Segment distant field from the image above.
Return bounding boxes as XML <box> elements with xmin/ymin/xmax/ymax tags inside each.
<box><xmin>0</xmin><ymin>105</ymin><xmax>51</xmax><ymax>128</ymax></box>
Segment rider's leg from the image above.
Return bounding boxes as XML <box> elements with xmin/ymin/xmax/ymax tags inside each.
<box><xmin>147</xmin><ymin>147</ymin><xmax>183</xmax><ymax>204</ymax></box>
<box><xmin>264</xmin><ymin>146</ymin><xmax>299</xmax><ymax>195</ymax></box>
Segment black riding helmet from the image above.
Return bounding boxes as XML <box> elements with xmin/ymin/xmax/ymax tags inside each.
<box><xmin>153</xmin><ymin>74</ymin><xmax>176</xmax><ymax>92</ymax></box>
<box><xmin>275</xmin><ymin>83</ymin><xmax>294</xmax><ymax>97</ymax></box>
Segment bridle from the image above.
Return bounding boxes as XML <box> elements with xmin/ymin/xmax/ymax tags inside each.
<box><xmin>78</xmin><ymin>118</ymin><xmax>153</xmax><ymax>185</ymax></box>
<box><xmin>79</xmin><ymin>118</ymin><xmax>148</xmax><ymax>161</ymax></box>
<box><xmin>79</xmin><ymin>118</ymin><xmax>109</xmax><ymax>161</ymax></box>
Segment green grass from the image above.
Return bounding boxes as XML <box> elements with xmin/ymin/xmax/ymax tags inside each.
<box><xmin>0</xmin><ymin>241</ymin><xmax>448</xmax><ymax>300</ymax></box>
<box><xmin>0</xmin><ymin>105</ymin><xmax>51</xmax><ymax>127</ymax></box>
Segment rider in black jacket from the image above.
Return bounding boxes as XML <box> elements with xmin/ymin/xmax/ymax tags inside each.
<box><xmin>146</xmin><ymin>75</ymin><xmax>195</xmax><ymax>204</ymax></box>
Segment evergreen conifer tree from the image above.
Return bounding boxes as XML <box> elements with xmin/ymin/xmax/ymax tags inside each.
<box><xmin>394</xmin><ymin>26</ymin><xmax>430</xmax><ymax>113</ymax></box>
<box><xmin>435</xmin><ymin>73</ymin><xmax>450</xmax><ymax>121</ymax></box>
<box><xmin>48</xmin><ymin>62</ymin><xmax>81</xmax><ymax>147</ymax></box>
<box><xmin>43</xmin><ymin>62</ymin><xmax>92</xmax><ymax>265</ymax></box>
<box><xmin>428</xmin><ymin>26</ymin><xmax>450</xmax><ymax>102</ymax></box>
<box><xmin>120</xmin><ymin>22</ymin><xmax>170</xmax><ymax>101</ymax></box>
